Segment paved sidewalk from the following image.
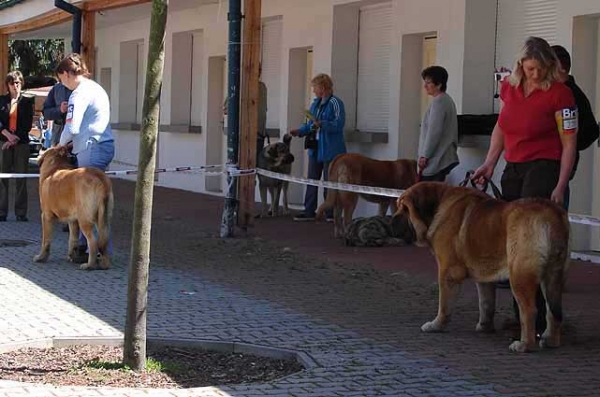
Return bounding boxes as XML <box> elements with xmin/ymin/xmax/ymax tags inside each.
<box><xmin>1</xmin><ymin>221</ymin><xmax>505</xmax><ymax>397</ymax></box>
<box><xmin>0</xmin><ymin>178</ymin><xmax>598</xmax><ymax>396</ymax></box>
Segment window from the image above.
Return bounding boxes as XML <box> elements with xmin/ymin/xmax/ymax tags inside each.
<box><xmin>118</xmin><ymin>39</ymin><xmax>145</xmax><ymax>124</ymax></box>
<box><xmin>171</xmin><ymin>30</ymin><xmax>203</xmax><ymax>127</ymax></box>
<box><xmin>356</xmin><ymin>2</ymin><xmax>392</xmax><ymax>133</ymax></box>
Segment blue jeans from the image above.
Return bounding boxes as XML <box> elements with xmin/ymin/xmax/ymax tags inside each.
<box><xmin>304</xmin><ymin>155</ymin><xmax>331</xmax><ymax>216</ymax></box>
<box><xmin>76</xmin><ymin>140</ymin><xmax>115</xmax><ymax>252</ymax></box>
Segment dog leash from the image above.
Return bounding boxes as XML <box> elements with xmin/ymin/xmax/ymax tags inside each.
<box><xmin>459</xmin><ymin>170</ymin><xmax>503</xmax><ymax>200</ymax></box>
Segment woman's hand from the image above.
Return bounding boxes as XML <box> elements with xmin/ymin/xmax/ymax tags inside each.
<box><xmin>312</xmin><ymin>120</ymin><xmax>321</xmax><ymax>128</ymax></box>
<box><xmin>472</xmin><ymin>162</ymin><xmax>495</xmax><ymax>185</ymax></box>
<box><xmin>2</xmin><ymin>141</ymin><xmax>13</xmax><ymax>150</ymax></box>
<box><xmin>418</xmin><ymin>156</ymin><xmax>428</xmax><ymax>171</ymax></box>
<box><xmin>551</xmin><ymin>185</ymin><xmax>566</xmax><ymax>206</ymax></box>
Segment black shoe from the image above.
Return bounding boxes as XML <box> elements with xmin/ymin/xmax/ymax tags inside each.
<box><xmin>0</xmin><ymin>216</ymin><xmax>6</xmax><ymax>222</ymax></box>
<box><xmin>293</xmin><ymin>212</ymin><xmax>315</xmax><ymax>221</ymax></box>
<box><xmin>326</xmin><ymin>215</ymin><xmax>334</xmax><ymax>223</ymax></box>
<box><xmin>16</xmin><ymin>215</ymin><xmax>28</xmax><ymax>222</ymax></box>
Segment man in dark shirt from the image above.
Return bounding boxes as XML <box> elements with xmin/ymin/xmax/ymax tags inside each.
<box><xmin>552</xmin><ymin>45</ymin><xmax>599</xmax><ymax>210</ymax></box>
<box><xmin>42</xmin><ymin>82</ymin><xmax>72</xmax><ymax>147</ymax></box>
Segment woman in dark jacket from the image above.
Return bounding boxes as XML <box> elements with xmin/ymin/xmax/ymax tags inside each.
<box><xmin>0</xmin><ymin>71</ymin><xmax>34</xmax><ymax>222</ymax></box>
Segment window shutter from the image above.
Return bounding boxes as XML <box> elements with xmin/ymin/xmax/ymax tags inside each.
<box><xmin>356</xmin><ymin>2</ymin><xmax>392</xmax><ymax>133</ymax></box>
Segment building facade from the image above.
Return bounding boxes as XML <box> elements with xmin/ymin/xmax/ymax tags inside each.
<box><xmin>1</xmin><ymin>0</ymin><xmax>599</xmax><ymax>249</ymax></box>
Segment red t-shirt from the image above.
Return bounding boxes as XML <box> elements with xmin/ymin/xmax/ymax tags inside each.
<box><xmin>498</xmin><ymin>80</ymin><xmax>577</xmax><ymax>162</ymax></box>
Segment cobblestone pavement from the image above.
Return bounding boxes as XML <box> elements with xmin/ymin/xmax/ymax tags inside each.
<box><xmin>0</xmin><ymin>178</ymin><xmax>598</xmax><ymax>396</ymax></box>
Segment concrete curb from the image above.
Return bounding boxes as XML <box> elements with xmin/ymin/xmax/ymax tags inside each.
<box><xmin>0</xmin><ymin>335</ymin><xmax>318</xmax><ymax>388</ymax></box>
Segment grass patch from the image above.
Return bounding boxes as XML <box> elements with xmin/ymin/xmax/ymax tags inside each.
<box><xmin>82</xmin><ymin>357</ymin><xmax>182</xmax><ymax>374</ymax></box>
<box><xmin>146</xmin><ymin>357</ymin><xmax>183</xmax><ymax>373</ymax></box>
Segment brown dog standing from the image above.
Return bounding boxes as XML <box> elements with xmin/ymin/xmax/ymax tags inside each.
<box><xmin>35</xmin><ymin>146</ymin><xmax>113</xmax><ymax>270</ymax></box>
<box><xmin>395</xmin><ymin>182</ymin><xmax>570</xmax><ymax>353</ymax></box>
<box><xmin>316</xmin><ymin>153</ymin><xmax>417</xmax><ymax>238</ymax></box>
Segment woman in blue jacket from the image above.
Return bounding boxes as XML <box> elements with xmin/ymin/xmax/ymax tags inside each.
<box><xmin>290</xmin><ymin>73</ymin><xmax>346</xmax><ymax>221</ymax></box>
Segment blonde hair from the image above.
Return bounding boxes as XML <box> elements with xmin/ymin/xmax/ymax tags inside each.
<box><xmin>508</xmin><ymin>36</ymin><xmax>561</xmax><ymax>90</ymax></box>
<box><xmin>311</xmin><ymin>73</ymin><xmax>334</xmax><ymax>92</ymax></box>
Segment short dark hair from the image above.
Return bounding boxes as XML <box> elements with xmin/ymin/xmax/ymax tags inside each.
<box><xmin>5</xmin><ymin>70</ymin><xmax>23</xmax><ymax>92</ymax></box>
<box><xmin>551</xmin><ymin>45</ymin><xmax>571</xmax><ymax>73</ymax></box>
<box><xmin>421</xmin><ymin>66</ymin><xmax>449</xmax><ymax>92</ymax></box>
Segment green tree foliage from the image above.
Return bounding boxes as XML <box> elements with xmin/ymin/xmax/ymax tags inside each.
<box><xmin>9</xmin><ymin>39</ymin><xmax>65</xmax><ymax>77</ymax></box>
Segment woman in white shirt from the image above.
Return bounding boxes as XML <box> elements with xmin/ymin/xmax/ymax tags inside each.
<box><xmin>56</xmin><ymin>53</ymin><xmax>115</xmax><ymax>170</ymax></box>
<box><xmin>56</xmin><ymin>53</ymin><xmax>115</xmax><ymax>262</ymax></box>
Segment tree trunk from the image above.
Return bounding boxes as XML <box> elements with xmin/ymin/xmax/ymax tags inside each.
<box><xmin>123</xmin><ymin>0</ymin><xmax>168</xmax><ymax>371</ymax></box>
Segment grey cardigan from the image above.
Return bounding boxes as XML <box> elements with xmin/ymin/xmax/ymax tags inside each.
<box><xmin>418</xmin><ymin>92</ymin><xmax>459</xmax><ymax>176</ymax></box>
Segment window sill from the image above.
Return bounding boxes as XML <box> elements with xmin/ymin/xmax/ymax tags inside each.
<box><xmin>111</xmin><ymin>123</ymin><xmax>202</xmax><ymax>134</ymax></box>
<box><xmin>344</xmin><ymin>130</ymin><xmax>388</xmax><ymax>144</ymax></box>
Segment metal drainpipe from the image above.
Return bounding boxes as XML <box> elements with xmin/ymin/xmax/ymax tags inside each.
<box><xmin>220</xmin><ymin>0</ymin><xmax>242</xmax><ymax>238</ymax></box>
<box><xmin>55</xmin><ymin>0</ymin><xmax>82</xmax><ymax>54</ymax></box>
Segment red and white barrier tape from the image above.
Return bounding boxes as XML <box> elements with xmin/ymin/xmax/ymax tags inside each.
<box><xmin>4</xmin><ymin>165</ymin><xmax>600</xmax><ymax>230</ymax></box>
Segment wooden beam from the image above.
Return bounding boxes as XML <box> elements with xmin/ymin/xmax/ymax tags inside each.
<box><xmin>84</xmin><ymin>0</ymin><xmax>151</xmax><ymax>12</ymax></box>
<box><xmin>0</xmin><ymin>0</ymin><xmax>150</xmax><ymax>35</ymax></box>
<box><xmin>238</xmin><ymin>0</ymin><xmax>262</xmax><ymax>228</ymax></box>
<box><xmin>0</xmin><ymin>9</ymin><xmax>71</xmax><ymax>35</ymax></box>
<box><xmin>82</xmin><ymin>11</ymin><xmax>96</xmax><ymax>77</ymax></box>
<box><xmin>0</xmin><ymin>34</ymin><xmax>8</xmax><ymax>81</ymax></box>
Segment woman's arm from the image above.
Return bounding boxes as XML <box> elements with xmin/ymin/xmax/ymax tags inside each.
<box><xmin>472</xmin><ymin>122</ymin><xmax>504</xmax><ymax>182</ymax></box>
<box><xmin>59</xmin><ymin>90</ymin><xmax>87</xmax><ymax>146</ymax></box>
<box><xmin>318</xmin><ymin>96</ymin><xmax>345</xmax><ymax>134</ymax></box>
<box><xmin>552</xmin><ymin>132</ymin><xmax>577</xmax><ymax>205</ymax></box>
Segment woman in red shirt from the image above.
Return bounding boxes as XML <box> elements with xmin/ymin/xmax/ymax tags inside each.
<box><xmin>473</xmin><ymin>36</ymin><xmax>577</xmax><ymax>337</ymax></box>
<box><xmin>474</xmin><ymin>37</ymin><xmax>577</xmax><ymax>203</ymax></box>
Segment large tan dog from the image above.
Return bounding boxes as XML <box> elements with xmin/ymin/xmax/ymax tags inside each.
<box><xmin>316</xmin><ymin>153</ymin><xmax>417</xmax><ymax>238</ymax></box>
<box><xmin>395</xmin><ymin>182</ymin><xmax>570</xmax><ymax>353</ymax></box>
<box><xmin>34</xmin><ymin>146</ymin><xmax>114</xmax><ymax>270</ymax></box>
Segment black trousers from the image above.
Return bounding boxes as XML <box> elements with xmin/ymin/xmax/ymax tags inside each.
<box><xmin>501</xmin><ymin>159</ymin><xmax>561</xmax><ymax>333</ymax></box>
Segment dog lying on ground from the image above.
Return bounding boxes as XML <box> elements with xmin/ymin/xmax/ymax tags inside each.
<box><xmin>394</xmin><ymin>182</ymin><xmax>570</xmax><ymax>352</ymax></box>
<box><xmin>316</xmin><ymin>153</ymin><xmax>417</xmax><ymax>238</ymax></box>
<box><xmin>34</xmin><ymin>146</ymin><xmax>114</xmax><ymax>270</ymax></box>
<box><xmin>343</xmin><ymin>214</ymin><xmax>415</xmax><ymax>247</ymax></box>
<box><xmin>256</xmin><ymin>134</ymin><xmax>295</xmax><ymax>217</ymax></box>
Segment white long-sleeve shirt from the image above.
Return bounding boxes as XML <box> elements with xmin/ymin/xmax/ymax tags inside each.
<box><xmin>59</xmin><ymin>78</ymin><xmax>114</xmax><ymax>153</ymax></box>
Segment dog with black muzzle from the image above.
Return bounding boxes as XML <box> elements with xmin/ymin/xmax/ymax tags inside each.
<box><xmin>256</xmin><ymin>134</ymin><xmax>295</xmax><ymax>217</ymax></box>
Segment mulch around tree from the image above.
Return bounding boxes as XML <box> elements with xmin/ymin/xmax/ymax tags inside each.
<box><xmin>0</xmin><ymin>344</ymin><xmax>304</xmax><ymax>389</ymax></box>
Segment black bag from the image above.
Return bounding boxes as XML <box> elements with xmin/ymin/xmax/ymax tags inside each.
<box><xmin>577</xmin><ymin>119</ymin><xmax>600</xmax><ymax>151</ymax></box>
<box><xmin>304</xmin><ymin>130</ymin><xmax>318</xmax><ymax>150</ymax></box>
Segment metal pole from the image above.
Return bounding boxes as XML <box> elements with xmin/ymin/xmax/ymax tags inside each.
<box><xmin>220</xmin><ymin>0</ymin><xmax>242</xmax><ymax>238</ymax></box>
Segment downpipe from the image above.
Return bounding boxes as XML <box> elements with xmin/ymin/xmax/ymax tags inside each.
<box><xmin>55</xmin><ymin>0</ymin><xmax>81</xmax><ymax>54</ymax></box>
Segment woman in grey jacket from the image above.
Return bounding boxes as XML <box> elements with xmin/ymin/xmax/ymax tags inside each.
<box><xmin>418</xmin><ymin>66</ymin><xmax>459</xmax><ymax>181</ymax></box>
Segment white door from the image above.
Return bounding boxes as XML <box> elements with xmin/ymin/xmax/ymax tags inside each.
<box><xmin>421</xmin><ymin>35</ymin><xmax>437</xmax><ymax>118</ymax></box>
